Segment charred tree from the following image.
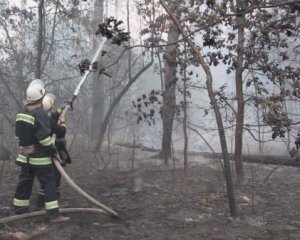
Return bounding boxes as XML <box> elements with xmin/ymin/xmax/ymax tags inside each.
<box><xmin>160</xmin><ymin>9</ymin><xmax>180</xmax><ymax>164</ymax></box>
<box><xmin>183</xmin><ymin>42</ymin><xmax>188</xmax><ymax>174</ymax></box>
<box><xmin>35</xmin><ymin>0</ymin><xmax>44</xmax><ymax>79</ymax></box>
<box><xmin>234</xmin><ymin>0</ymin><xmax>246</xmax><ymax>182</ymax></box>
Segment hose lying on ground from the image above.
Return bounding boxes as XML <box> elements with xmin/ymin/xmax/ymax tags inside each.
<box><xmin>53</xmin><ymin>159</ymin><xmax>118</xmax><ymax>217</ymax></box>
<box><xmin>0</xmin><ymin>208</ymin><xmax>106</xmax><ymax>224</ymax></box>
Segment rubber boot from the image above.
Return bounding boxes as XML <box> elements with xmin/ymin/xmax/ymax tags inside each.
<box><xmin>14</xmin><ymin>206</ymin><xmax>29</xmax><ymax>215</ymax></box>
<box><xmin>49</xmin><ymin>215</ymin><xmax>71</xmax><ymax>224</ymax></box>
<box><xmin>48</xmin><ymin>209</ymin><xmax>70</xmax><ymax>224</ymax></box>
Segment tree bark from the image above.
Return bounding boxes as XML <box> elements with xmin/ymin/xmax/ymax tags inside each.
<box><xmin>183</xmin><ymin>42</ymin><xmax>188</xmax><ymax>173</ymax></box>
<box><xmin>35</xmin><ymin>0</ymin><xmax>44</xmax><ymax>79</ymax></box>
<box><xmin>234</xmin><ymin>0</ymin><xmax>246</xmax><ymax>182</ymax></box>
<box><xmin>160</xmin><ymin>10</ymin><xmax>180</xmax><ymax>164</ymax></box>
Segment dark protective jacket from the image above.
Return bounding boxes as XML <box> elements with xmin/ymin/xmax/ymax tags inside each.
<box><xmin>15</xmin><ymin>106</ymin><xmax>56</xmax><ymax>166</ymax></box>
<box><xmin>48</xmin><ymin>110</ymin><xmax>71</xmax><ymax>164</ymax></box>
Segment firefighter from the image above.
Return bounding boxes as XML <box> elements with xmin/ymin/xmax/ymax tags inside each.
<box><xmin>13</xmin><ymin>82</ymin><xmax>70</xmax><ymax>223</ymax></box>
<box><xmin>35</xmin><ymin>93</ymin><xmax>71</xmax><ymax>210</ymax></box>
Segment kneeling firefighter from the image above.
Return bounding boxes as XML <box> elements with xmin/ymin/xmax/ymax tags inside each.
<box><xmin>35</xmin><ymin>92</ymin><xmax>72</xmax><ymax>209</ymax></box>
<box><xmin>13</xmin><ymin>81</ymin><xmax>70</xmax><ymax>223</ymax></box>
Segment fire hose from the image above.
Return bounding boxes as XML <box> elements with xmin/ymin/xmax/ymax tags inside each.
<box><xmin>53</xmin><ymin>158</ymin><xmax>118</xmax><ymax>217</ymax></box>
<box><xmin>0</xmin><ymin>208</ymin><xmax>106</xmax><ymax>224</ymax></box>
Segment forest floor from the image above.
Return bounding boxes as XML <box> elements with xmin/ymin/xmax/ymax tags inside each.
<box><xmin>1</xmin><ymin>147</ymin><xmax>300</xmax><ymax>240</ymax></box>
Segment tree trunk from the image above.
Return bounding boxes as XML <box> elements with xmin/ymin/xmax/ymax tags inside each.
<box><xmin>160</xmin><ymin>12</ymin><xmax>180</xmax><ymax>164</ymax></box>
<box><xmin>91</xmin><ymin>0</ymin><xmax>105</xmax><ymax>140</ymax></box>
<box><xmin>198</xmin><ymin>152</ymin><xmax>299</xmax><ymax>167</ymax></box>
<box><xmin>283</xmin><ymin>100</ymin><xmax>291</xmax><ymax>151</ymax></box>
<box><xmin>160</xmin><ymin>0</ymin><xmax>237</xmax><ymax>217</ymax></box>
<box><xmin>183</xmin><ymin>42</ymin><xmax>188</xmax><ymax>173</ymax></box>
<box><xmin>35</xmin><ymin>0</ymin><xmax>44</xmax><ymax>79</ymax></box>
<box><xmin>254</xmin><ymin>80</ymin><xmax>264</xmax><ymax>153</ymax></box>
<box><xmin>234</xmin><ymin>0</ymin><xmax>246</xmax><ymax>182</ymax></box>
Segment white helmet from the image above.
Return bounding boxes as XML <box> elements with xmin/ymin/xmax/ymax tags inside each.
<box><xmin>42</xmin><ymin>93</ymin><xmax>56</xmax><ymax>111</ymax></box>
<box><xmin>29</xmin><ymin>79</ymin><xmax>45</xmax><ymax>88</ymax></box>
<box><xmin>26</xmin><ymin>84</ymin><xmax>46</xmax><ymax>102</ymax></box>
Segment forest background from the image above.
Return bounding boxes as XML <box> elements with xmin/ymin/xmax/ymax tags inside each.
<box><xmin>0</xmin><ymin>0</ymin><xmax>300</xmax><ymax>218</ymax></box>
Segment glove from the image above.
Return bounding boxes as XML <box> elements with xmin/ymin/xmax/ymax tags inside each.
<box><xmin>52</xmin><ymin>152</ymin><xmax>66</xmax><ymax>166</ymax></box>
<box><xmin>59</xmin><ymin>116</ymin><xmax>65</xmax><ymax>121</ymax></box>
<box><xmin>56</xmin><ymin>104</ymin><xmax>67</xmax><ymax>116</ymax></box>
<box><xmin>65</xmin><ymin>96</ymin><xmax>76</xmax><ymax>110</ymax></box>
<box><xmin>56</xmin><ymin>142</ymin><xmax>72</xmax><ymax>165</ymax></box>
<box><xmin>59</xmin><ymin>116</ymin><xmax>66</xmax><ymax>125</ymax></box>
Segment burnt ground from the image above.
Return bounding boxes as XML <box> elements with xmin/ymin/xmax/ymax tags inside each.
<box><xmin>1</xmin><ymin>147</ymin><xmax>300</xmax><ymax>240</ymax></box>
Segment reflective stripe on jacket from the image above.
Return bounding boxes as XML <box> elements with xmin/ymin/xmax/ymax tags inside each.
<box><xmin>16</xmin><ymin>154</ymin><xmax>52</xmax><ymax>165</ymax></box>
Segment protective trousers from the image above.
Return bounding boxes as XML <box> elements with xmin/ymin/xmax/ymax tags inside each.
<box><xmin>13</xmin><ymin>164</ymin><xmax>59</xmax><ymax>216</ymax></box>
<box><xmin>36</xmin><ymin>167</ymin><xmax>61</xmax><ymax>210</ymax></box>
